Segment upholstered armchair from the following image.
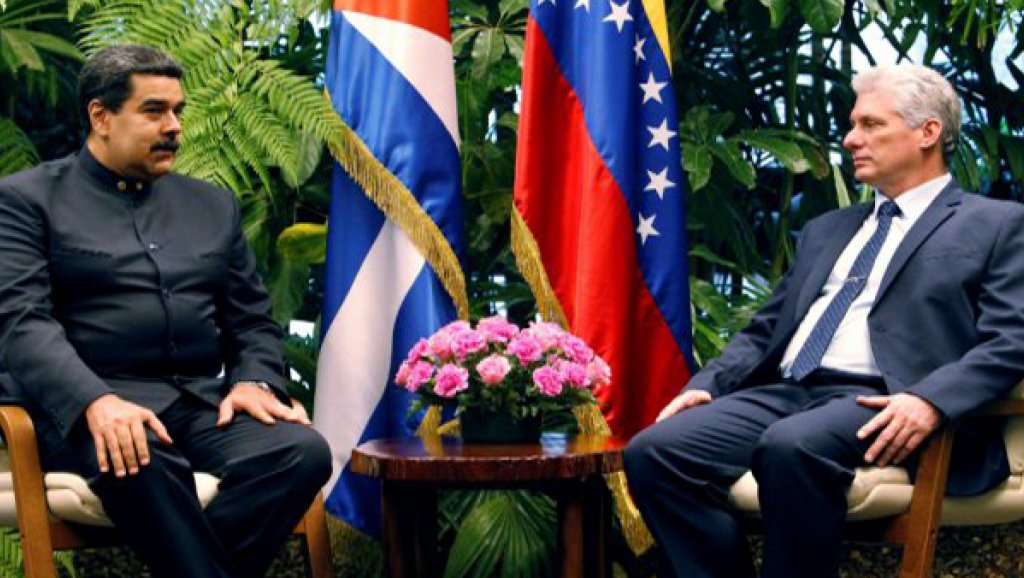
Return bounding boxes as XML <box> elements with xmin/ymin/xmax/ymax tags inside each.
<box><xmin>0</xmin><ymin>399</ymin><xmax>334</xmax><ymax>578</ymax></box>
<box><xmin>728</xmin><ymin>382</ymin><xmax>1024</xmax><ymax>577</ymax></box>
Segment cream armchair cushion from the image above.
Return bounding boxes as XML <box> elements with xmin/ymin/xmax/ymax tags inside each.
<box><xmin>0</xmin><ymin>469</ymin><xmax>221</xmax><ymax>527</ymax></box>
<box><xmin>728</xmin><ymin>382</ymin><xmax>1024</xmax><ymax>526</ymax></box>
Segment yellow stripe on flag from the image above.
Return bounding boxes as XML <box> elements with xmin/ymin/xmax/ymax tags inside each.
<box><xmin>641</xmin><ymin>0</ymin><xmax>672</xmax><ymax>71</ymax></box>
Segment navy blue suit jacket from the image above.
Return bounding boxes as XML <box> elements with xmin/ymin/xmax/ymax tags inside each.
<box><xmin>688</xmin><ymin>180</ymin><xmax>1024</xmax><ymax>495</ymax></box>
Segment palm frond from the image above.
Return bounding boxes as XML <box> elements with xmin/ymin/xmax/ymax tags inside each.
<box><xmin>442</xmin><ymin>490</ymin><xmax>556</xmax><ymax>578</ymax></box>
<box><xmin>0</xmin><ymin>116</ymin><xmax>39</xmax><ymax>177</ymax></box>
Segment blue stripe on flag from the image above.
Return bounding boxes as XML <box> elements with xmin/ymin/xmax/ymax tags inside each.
<box><xmin>324</xmin><ymin>264</ymin><xmax>456</xmax><ymax>535</ymax></box>
<box><xmin>318</xmin><ymin>3</ymin><xmax>463</xmax><ymax>538</ymax></box>
<box><xmin>328</xmin><ymin>11</ymin><xmax>464</xmax><ymax>253</ymax></box>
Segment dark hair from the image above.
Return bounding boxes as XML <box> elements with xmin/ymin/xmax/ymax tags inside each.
<box><xmin>78</xmin><ymin>45</ymin><xmax>184</xmax><ymax>129</ymax></box>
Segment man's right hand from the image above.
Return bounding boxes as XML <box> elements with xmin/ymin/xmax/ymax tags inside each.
<box><xmin>84</xmin><ymin>394</ymin><xmax>173</xmax><ymax>477</ymax></box>
<box><xmin>656</xmin><ymin>389</ymin><xmax>714</xmax><ymax>422</ymax></box>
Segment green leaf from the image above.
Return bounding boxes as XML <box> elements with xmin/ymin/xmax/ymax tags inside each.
<box><xmin>682</xmin><ymin>143</ymin><xmax>714</xmax><ymax>191</ymax></box>
<box><xmin>471</xmin><ymin>29</ymin><xmax>505</xmax><ymax>80</ymax></box>
<box><xmin>737</xmin><ymin>130</ymin><xmax>811</xmax><ymax>174</ymax></box>
<box><xmin>797</xmin><ymin>0</ymin><xmax>842</xmax><ymax>33</ymax></box>
<box><xmin>689</xmin><ymin>244</ymin><xmax>738</xmax><ymax>269</ymax></box>
<box><xmin>1</xmin><ymin>29</ymin><xmax>44</xmax><ymax>71</ymax></box>
<box><xmin>498</xmin><ymin>0</ymin><xmax>529</xmax><ymax>17</ymax></box>
<box><xmin>760</xmin><ymin>0</ymin><xmax>790</xmax><ymax>29</ymax></box>
<box><xmin>0</xmin><ymin>116</ymin><xmax>39</xmax><ymax>177</ymax></box>
<box><xmin>707</xmin><ymin>0</ymin><xmax>729</xmax><ymax>12</ymax></box>
<box><xmin>276</xmin><ymin>222</ymin><xmax>327</xmax><ymax>264</ymax></box>
<box><xmin>282</xmin><ymin>131</ymin><xmax>322</xmax><ymax>188</ymax></box>
<box><xmin>710</xmin><ymin>141</ymin><xmax>756</xmax><ymax>188</ymax></box>
<box><xmin>444</xmin><ymin>491</ymin><xmax>555</xmax><ymax>578</ymax></box>
<box><xmin>831</xmin><ymin>164</ymin><xmax>850</xmax><ymax>207</ymax></box>
<box><xmin>266</xmin><ymin>257</ymin><xmax>310</xmax><ymax>326</ymax></box>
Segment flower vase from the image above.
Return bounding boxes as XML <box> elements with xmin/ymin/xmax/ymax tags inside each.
<box><xmin>460</xmin><ymin>407</ymin><xmax>542</xmax><ymax>444</ymax></box>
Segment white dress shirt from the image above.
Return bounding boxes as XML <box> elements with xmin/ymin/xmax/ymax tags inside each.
<box><xmin>779</xmin><ymin>174</ymin><xmax>952</xmax><ymax>377</ymax></box>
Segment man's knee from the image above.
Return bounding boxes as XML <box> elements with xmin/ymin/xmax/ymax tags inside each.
<box><xmin>624</xmin><ymin>427</ymin><xmax>660</xmax><ymax>484</ymax></box>
<box><xmin>752</xmin><ymin>419</ymin><xmax>810</xmax><ymax>474</ymax></box>
<box><xmin>279</xmin><ymin>425</ymin><xmax>332</xmax><ymax>487</ymax></box>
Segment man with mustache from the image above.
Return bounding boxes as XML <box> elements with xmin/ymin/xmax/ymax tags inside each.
<box><xmin>625</xmin><ymin>64</ymin><xmax>1024</xmax><ymax>577</ymax></box>
<box><xmin>0</xmin><ymin>45</ymin><xmax>331</xmax><ymax>577</ymax></box>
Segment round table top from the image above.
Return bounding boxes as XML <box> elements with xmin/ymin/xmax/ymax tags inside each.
<box><xmin>350</xmin><ymin>433</ymin><xmax>627</xmax><ymax>483</ymax></box>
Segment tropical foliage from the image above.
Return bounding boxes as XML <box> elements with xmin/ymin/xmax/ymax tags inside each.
<box><xmin>0</xmin><ymin>0</ymin><xmax>1022</xmax><ymax>576</ymax></box>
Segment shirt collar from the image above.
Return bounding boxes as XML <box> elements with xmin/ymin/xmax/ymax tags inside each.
<box><xmin>874</xmin><ymin>173</ymin><xmax>951</xmax><ymax>224</ymax></box>
<box><xmin>77</xmin><ymin>144</ymin><xmax>153</xmax><ymax>197</ymax></box>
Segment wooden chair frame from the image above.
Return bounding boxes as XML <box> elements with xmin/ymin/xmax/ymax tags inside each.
<box><xmin>0</xmin><ymin>401</ymin><xmax>335</xmax><ymax>578</ymax></box>
<box><xmin>844</xmin><ymin>398</ymin><xmax>1024</xmax><ymax>578</ymax></box>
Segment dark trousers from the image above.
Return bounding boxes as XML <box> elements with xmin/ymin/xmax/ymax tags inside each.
<box><xmin>624</xmin><ymin>379</ymin><xmax>890</xmax><ymax>578</ymax></box>
<box><xmin>45</xmin><ymin>395</ymin><xmax>332</xmax><ymax>578</ymax></box>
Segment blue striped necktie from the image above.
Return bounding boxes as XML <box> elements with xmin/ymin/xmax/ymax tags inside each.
<box><xmin>790</xmin><ymin>200</ymin><xmax>901</xmax><ymax>381</ymax></box>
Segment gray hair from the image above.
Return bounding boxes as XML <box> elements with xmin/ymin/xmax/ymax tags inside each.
<box><xmin>851</xmin><ymin>64</ymin><xmax>961</xmax><ymax>154</ymax></box>
<box><xmin>78</xmin><ymin>45</ymin><xmax>184</xmax><ymax>130</ymax></box>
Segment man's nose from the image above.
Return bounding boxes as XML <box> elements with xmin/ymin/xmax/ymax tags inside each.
<box><xmin>164</xmin><ymin>111</ymin><xmax>182</xmax><ymax>135</ymax></box>
<box><xmin>842</xmin><ymin>129</ymin><xmax>859</xmax><ymax>151</ymax></box>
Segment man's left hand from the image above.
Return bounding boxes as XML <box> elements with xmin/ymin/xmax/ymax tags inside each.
<box><xmin>217</xmin><ymin>382</ymin><xmax>311</xmax><ymax>427</ymax></box>
<box><xmin>856</xmin><ymin>393</ymin><xmax>942</xmax><ymax>467</ymax></box>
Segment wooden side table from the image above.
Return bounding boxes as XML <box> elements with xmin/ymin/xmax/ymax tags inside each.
<box><xmin>350</xmin><ymin>434</ymin><xmax>626</xmax><ymax>578</ymax></box>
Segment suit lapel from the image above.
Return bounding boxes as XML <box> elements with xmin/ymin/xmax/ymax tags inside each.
<box><xmin>873</xmin><ymin>182</ymin><xmax>962</xmax><ymax>306</ymax></box>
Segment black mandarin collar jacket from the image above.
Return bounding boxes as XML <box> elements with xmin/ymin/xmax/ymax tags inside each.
<box><xmin>0</xmin><ymin>147</ymin><xmax>286</xmax><ymax>444</ymax></box>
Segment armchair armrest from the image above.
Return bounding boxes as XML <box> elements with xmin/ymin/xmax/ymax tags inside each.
<box><xmin>0</xmin><ymin>400</ymin><xmax>58</xmax><ymax>578</ymax></box>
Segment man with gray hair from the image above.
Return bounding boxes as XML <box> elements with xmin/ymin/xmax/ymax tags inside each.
<box><xmin>0</xmin><ymin>45</ymin><xmax>331</xmax><ymax>577</ymax></box>
<box><xmin>625</xmin><ymin>63</ymin><xmax>1024</xmax><ymax>577</ymax></box>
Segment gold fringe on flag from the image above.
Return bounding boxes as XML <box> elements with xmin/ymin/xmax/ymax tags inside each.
<box><xmin>517</xmin><ymin>211</ymin><xmax>655</xmax><ymax>556</ymax></box>
<box><xmin>322</xmin><ymin>91</ymin><xmax>469</xmax><ymax>320</ymax></box>
<box><xmin>573</xmin><ymin>404</ymin><xmax>655</xmax><ymax>555</ymax></box>
<box><xmin>415</xmin><ymin>405</ymin><xmax>443</xmax><ymax>438</ymax></box>
<box><xmin>510</xmin><ymin>208</ymin><xmax>568</xmax><ymax>327</ymax></box>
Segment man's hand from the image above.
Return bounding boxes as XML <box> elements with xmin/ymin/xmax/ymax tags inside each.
<box><xmin>856</xmin><ymin>393</ymin><xmax>943</xmax><ymax>467</ymax></box>
<box><xmin>85</xmin><ymin>394</ymin><xmax>173</xmax><ymax>478</ymax></box>
<box><xmin>217</xmin><ymin>382</ymin><xmax>311</xmax><ymax>427</ymax></box>
<box><xmin>656</xmin><ymin>390</ymin><xmax>714</xmax><ymax>422</ymax></box>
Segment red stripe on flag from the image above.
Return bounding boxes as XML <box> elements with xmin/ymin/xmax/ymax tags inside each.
<box><xmin>514</xmin><ymin>18</ymin><xmax>691</xmax><ymax>437</ymax></box>
<box><xmin>334</xmin><ymin>0</ymin><xmax>451</xmax><ymax>41</ymax></box>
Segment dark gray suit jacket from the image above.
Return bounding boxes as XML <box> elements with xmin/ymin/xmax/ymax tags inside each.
<box><xmin>688</xmin><ymin>180</ymin><xmax>1024</xmax><ymax>495</ymax></box>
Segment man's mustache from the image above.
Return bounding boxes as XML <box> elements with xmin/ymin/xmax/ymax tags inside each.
<box><xmin>150</xmin><ymin>140</ymin><xmax>180</xmax><ymax>153</ymax></box>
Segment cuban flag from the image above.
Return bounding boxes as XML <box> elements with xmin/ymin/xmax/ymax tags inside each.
<box><xmin>314</xmin><ymin>0</ymin><xmax>465</xmax><ymax>536</ymax></box>
<box><xmin>512</xmin><ymin>0</ymin><xmax>693</xmax><ymax>438</ymax></box>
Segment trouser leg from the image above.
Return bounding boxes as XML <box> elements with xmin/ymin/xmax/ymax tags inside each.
<box><xmin>166</xmin><ymin>401</ymin><xmax>332</xmax><ymax>578</ymax></box>
<box><xmin>623</xmin><ymin>384</ymin><xmax>806</xmax><ymax>578</ymax></box>
<box><xmin>752</xmin><ymin>384</ymin><xmax>882</xmax><ymax>578</ymax></box>
<box><xmin>46</xmin><ymin>422</ymin><xmax>235</xmax><ymax>578</ymax></box>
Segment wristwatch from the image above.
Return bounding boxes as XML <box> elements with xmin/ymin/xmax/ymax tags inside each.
<box><xmin>231</xmin><ymin>380</ymin><xmax>272</xmax><ymax>393</ymax></box>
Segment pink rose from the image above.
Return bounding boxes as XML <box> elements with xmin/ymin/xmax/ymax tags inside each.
<box><xmin>476</xmin><ymin>354</ymin><xmax>512</xmax><ymax>385</ymax></box>
<box><xmin>433</xmin><ymin>364</ymin><xmax>469</xmax><ymax>398</ymax></box>
<box><xmin>559</xmin><ymin>334</ymin><xmax>594</xmax><ymax>364</ymax></box>
<box><xmin>442</xmin><ymin>320</ymin><xmax>471</xmax><ymax>333</ymax></box>
<box><xmin>405</xmin><ymin>360</ymin><xmax>435</xmax><ymax>391</ymax></box>
<box><xmin>586</xmin><ymin>356</ymin><xmax>611</xmax><ymax>387</ymax></box>
<box><xmin>508</xmin><ymin>335</ymin><xmax>544</xmax><ymax>365</ymax></box>
<box><xmin>558</xmin><ymin>361</ymin><xmax>589</xmax><ymax>388</ymax></box>
<box><xmin>395</xmin><ymin>361</ymin><xmax>412</xmax><ymax>386</ymax></box>
<box><xmin>527</xmin><ymin>322</ymin><xmax>564</xmax><ymax>351</ymax></box>
<box><xmin>428</xmin><ymin>330</ymin><xmax>455</xmax><ymax>359</ymax></box>
<box><xmin>533</xmin><ymin>366</ymin><xmax>564</xmax><ymax>397</ymax></box>
<box><xmin>406</xmin><ymin>338</ymin><xmax>429</xmax><ymax>362</ymax></box>
<box><xmin>452</xmin><ymin>329</ymin><xmax>487</xmax><ymax>358</ymax></box>
<box><xmin>477</xmin><ymin>316</ymin><xmax>520</xmax><ymax>343</ymax></box>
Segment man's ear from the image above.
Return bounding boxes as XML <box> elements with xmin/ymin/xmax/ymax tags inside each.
<box><xmin>918</xmin><ymin>117</ymin><xmax>943</xmax><ymax>150</ymax></box>
<box><xmin>87</xmin><ymin>99</ymin><xmax>111</xmax><ymax>137</ymax></box>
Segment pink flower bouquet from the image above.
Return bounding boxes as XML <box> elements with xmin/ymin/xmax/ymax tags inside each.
<box><xmin>395</xmin><ymin>316</ymin><xmax>611</xmax><ymax>421</ymax></box>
